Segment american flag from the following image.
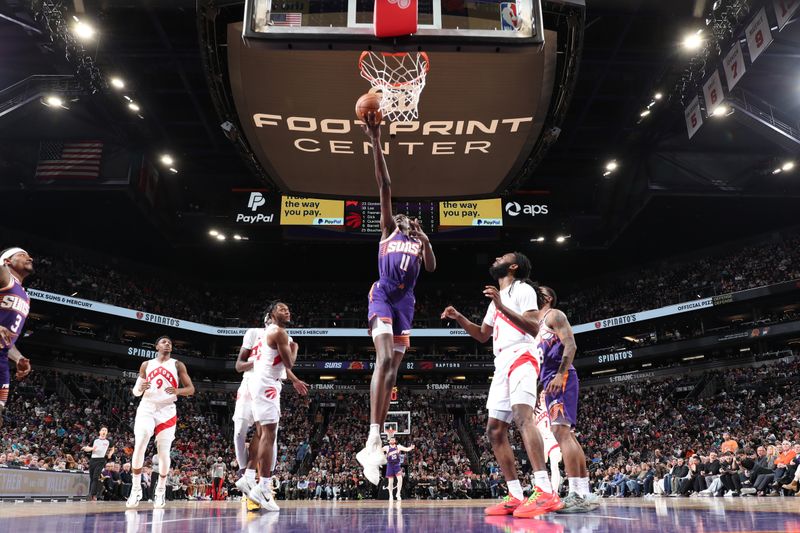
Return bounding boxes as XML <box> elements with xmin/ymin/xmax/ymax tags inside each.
<box><xmin>35</xmin><ymin>141</ymin><xmax>103</xmax><ymax>180</ymax></box>
<box><xmin>270</xmin><ymin>12</ymin><xmax>302</xmax><ymax>27</ymax></box>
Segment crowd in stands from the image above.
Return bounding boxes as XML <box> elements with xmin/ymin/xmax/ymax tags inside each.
<box><xmin>3</xmin><ymin>352</ymin><xmax>800</xmax><ymax>501</ymax></box>
<box><xmin>23</xmin><ymin>231</ymin><xmax>800</xmax><ymax>329</ymax></box>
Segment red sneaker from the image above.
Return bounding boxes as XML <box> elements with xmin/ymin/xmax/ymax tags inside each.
<box><xmin>512</xmin><ymin>487</ymin><xmax>563</xmax><ymax>518</ymax></box>
<box><xmin>484</xmin><ymin>495</ymin><xmax>524</xmax><ymax>515</ymax></box>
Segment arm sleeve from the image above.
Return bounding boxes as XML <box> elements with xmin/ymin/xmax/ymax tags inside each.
<box><xmin>515</xmin><ymin>283</ymin><xmax>539</xmax><ymax>314</ymax></box>
<box><xmin>132</xmin><ymin>377</ymin><xmax>145</xmax><ymax>397</ymax></box>
<box><xmin>482</xmin><ymin>303</ymin><xmax>496</xmax><ymax>327</ymax></box>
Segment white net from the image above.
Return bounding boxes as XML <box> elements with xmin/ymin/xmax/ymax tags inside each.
<box><xmin>359</xmin><ymin>51</ymin><xmax>430</xmax><ymax>122</ymax></box>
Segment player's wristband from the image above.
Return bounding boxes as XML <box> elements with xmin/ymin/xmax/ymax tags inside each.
<box><xmin>132</xmin><ymin>377</ymin><xmax>145</xmax><ymax>397</ymax></box>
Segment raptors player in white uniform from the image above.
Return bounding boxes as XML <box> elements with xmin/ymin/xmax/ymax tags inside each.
<box><xmin>535</xmin><ymin>391</ymin><xmax>563</xmax><ymax>492</ymax></box>
<box><xmin>442</xmin><ymin>252</ymin><xmax>561</xmax><ymax>519</ymax></box>
<box><xmin>234</xmin><ymin>312</ymin><xmax>308</xmax><ymax>507</ymax></box>
<box><xmin>127</xmin><ymin>336</ymin><xmax>195</xmax><ymax>509</ymax></box>
<box><xmin>247</xmin><ymin>302</ymin><xmax>298</xmax><ymax>512</ymax></box>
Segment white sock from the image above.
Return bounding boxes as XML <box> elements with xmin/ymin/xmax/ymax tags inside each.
<box><xmin>368</xmin><ymin>424</ymin><xmax>381</xmax><ymax>445</ymax></box>
<box><xmin>534</xmin><ymin>471</ymin><xmax>553</xmax><ymax>493</ymax></box>
<box><xmin>245</xmin><ymin>468</ymin><xmax>257</xmax><ymax>482</ymax></box>
<box><xmin>568</xmin><ymin>477</ymin><xmax>579</xmax><ymax>495</ymax></box>
<box><xmin>132</xmin><ymin>473</ymin><xmax>141</xmax><ymax>489</ymax></box>
<box><xmin>157</xmin><ymin>476</ymin><xmax>167</xmax><ymax>490</ymax></box>
<box><xmin>259</xmin><ymin>477</ymin><xmax>271</xmax><ymax>493</ymax></box>
<box><xmin>506</xmin><ymin>479</ymin><xmax>523</xmax><ymax>501</ymax></box>
<box><xmin>577</xmin><ymin>477</ymin><xmax>590</xmax><ymax>497</ymax></box>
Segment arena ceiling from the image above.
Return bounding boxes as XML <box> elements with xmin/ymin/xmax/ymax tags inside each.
<box><xmin>0</xmin><ymin>0</ymin><xmax>798</xmax><ymax>280</ymax></box>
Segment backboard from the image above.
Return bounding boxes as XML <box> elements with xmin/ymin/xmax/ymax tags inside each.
<box><xmin>221</xmin><ymin>0</ymin><xmax>583</xmax><ymax>199</ymax></box>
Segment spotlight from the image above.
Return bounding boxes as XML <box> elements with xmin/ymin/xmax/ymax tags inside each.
<box><xmin>216</xmin><ymin>234</ymin><xmax>226</xmax><ymax>241</ymax></box>
<box><xmin>603</xmin><ymin>171</ymin><xmax>612</xmax><ymax>177</ymax></box>
<box><xmin>208</xmin><ymin>229</ymin><xmax>219</xmax><ymax>236</ymax></box>
<box><xmin>43</xmin><ymin>95</ymin><xmax>64</xmax><ymax>108</ymax></box>
<box><xmin>169</xmin><ymin>168</ymin><xmax>178</xmax><ymax>174</ymax></box>
<box><xmin>772</xmin><ymin>168</ymin><xmax>782</xmax><ymax>175</ymax></box>
<box><xmin>782</xmin><ymin>161</ymin><xmax>796</xmax><ymax>171</ymax></box>
<box><xmin>711</xmin><ymin>105</ymin><xmax>730</xmax><ymax>117</ymax></box>
<box><xmin>72</xmin><ymin>20</ymin><xmax>96</xmax><ymax>41</ymax></box>
<box><xmin>160</xmin><ymin>154</ymin><xmax>174</xmax><ymax>166</ymax></box>
<box><xmin>654</xmin><ymin>92</ymin><xmax>663</xmax><ymax>100</ymax></box>
<box><xmin>529</xmin><ymin>236</ymin><xmax>545</xmax><ymax>243</ymax></box>
<box><xmin>682</xmin><ymin>32</ymin><xmax>703</xmax><ymax>51</ymax></box>
<box><xmin>556</xmin><ymin>236</ymin><xmax>566</xmax><ymax>243</ymax></box>
<box><xmin>640</xmin><ymin>110</ymin><xmax>651</xmax><ymax>117</ymax></box>
<box><xmin>110</xmin><ymin>78</ymin><xmax>125</xmax><ymax>89</ymax></box>
<box><xmin>605</xmin><ymin>160</ymin><xmax>618</xmax><ymax>172</ymax></box>
<box><xmin>128</xmin><ymin>102</ymin><xmax>140</xmax><ymax>112</ymax></box>
<box><xmin>233</xmin><ymin>234</ymin><xmax>242</xmax><ymax>240</ymax></box>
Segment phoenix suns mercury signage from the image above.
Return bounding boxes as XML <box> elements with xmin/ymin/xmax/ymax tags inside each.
<box><xmin>227</xmin><ymin>23</ymin><xmax>556</xmax><ymax>198</ymax></box>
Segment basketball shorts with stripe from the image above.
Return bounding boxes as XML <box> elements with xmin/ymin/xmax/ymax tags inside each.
<box><xmin>486</xmin><ymin>343</ymin><xmax>542</xmax><ymax>423</ymax></box>
<box><xmin>134</xmin><ymin>401</ymin><xmax>178</xmax><ymax>443</ymax></box>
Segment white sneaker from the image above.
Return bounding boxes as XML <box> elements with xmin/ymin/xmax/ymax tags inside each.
<box><xmin>250</xmin><ymin>485</ymin><xmax>280</xmax><ymax>512</ymax></box>
<box><xmin>389</xmin><ymin>494</ymin><xmax>394</xmax><ymax>501</ymax></box>
<box><xmin>356</xmin><ymin>446</ymin><xmax>383</xmax><ymax>486</ymax></box>
<box><xmin>154</xmin><ymin>487</ymin><xmax>166</xmax><ymax>509</ymax></box>
<box><xmin>126</xmin><ymin>486</ymin><xmax>143</xmax><ymax>508</ymax></box>
<box><xmin>396</xmin><ymin>494</ymin><xmax>402</xmax><ymax>501</ymax></box>
<box><xmin>236</xmin><ymin>476</ymin><xmax>256</xmax><ymax>500</ymax></box>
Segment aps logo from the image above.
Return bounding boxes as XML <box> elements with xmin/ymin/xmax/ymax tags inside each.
<box><xmin>504</xmin><ymin>202</ymin><xmax>549</xmax><ymax>217</ymax></box>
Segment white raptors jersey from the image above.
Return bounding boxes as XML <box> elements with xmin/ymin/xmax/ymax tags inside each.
<box><xmin>482</xmin><ymin>281</ymin><xmax>539</xmax><ymax>361</ymax></box>
<box><xmin>249</xmin><ymin>325</ymin><xmax>289</xmax><ymax>393</ymax></box>
<box><xmin>237</xmin><ymin>328</ymin><xmax>264</xmax><ymax>398</ymax></box>
<box><xmin>142</xmin><ymin>358</ymin><xmax>180</xmax><ymax>405</ymax></box>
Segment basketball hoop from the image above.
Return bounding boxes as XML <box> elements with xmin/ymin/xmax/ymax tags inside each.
<box><xmin>386</xmin><ymin>427</ymin><xmax>397</xmax><ymax>439</ymax></box>
<box><xmin>359</xmin><ymin>51</ymin><xmax>430</xmax><ymax>122</ymax></box>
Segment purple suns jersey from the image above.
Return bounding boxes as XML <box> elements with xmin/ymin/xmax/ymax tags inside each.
<box><xmin>378</xmin><ymin>228</ymin><xmax>422</xmax><ymax>292</ymax></box>
<box><xmin>0</xmin><ymin>274</ymin><xmax>29</xmax><ymax>357</ymax></box>
<box><xmin>387</xmin><ymin>445</ymin><xmax>401</xmax><ymax>465</ymax></box>
<box><xmin>536</xmin><ymin>309</ymin><xmax>573</xmax><ymax>385</ymax></box>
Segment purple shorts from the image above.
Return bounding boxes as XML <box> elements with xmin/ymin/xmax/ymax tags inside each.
<box><xmin>0</xmin><ymin>354</ymin><xmax>9</xmax><ymax>388</ymax></box>
<box><xmin>386</xmin><ymin>461</ymin><xmax>403</xmax><ymax>477</ymax></box>
<box><xmin>368</xmin><ymin>280</ymin><xmax>415</xmax><ymax>345</ymax></box>
<box><xmin>543</xmin><ymin>368</ymin><xmax>579</xmax><ymax>428</ymax></box>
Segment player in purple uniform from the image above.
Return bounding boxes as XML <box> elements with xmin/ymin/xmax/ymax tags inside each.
<box><xmin>357</xmin><ymin>111</ymin><xmax>436</xmax><ymax>485</ymax></box>
<box><xmin>383</xmin><ymin>436</ymin><xmax>414</xmax><ymax>501</ymax></box>
<box><xmin>535</xmin><ymin>285</ymin><xmax>597</xmax><ymax>513</ymax></box>
<box><xmin>0</xmin><ymin>247</ymin><xmax>34</xmax><ymax>427</ymax></box>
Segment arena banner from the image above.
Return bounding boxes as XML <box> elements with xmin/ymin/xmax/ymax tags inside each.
<box><xmin>27</xmin><ymin>282</ymin><xmax>798</xmax><ymax>338</ymax></box>
<box><xmin>0</xmin><ymin>467</ymin><xmax>88</xmax><ymax>498</ymax></box>
<box><xmin>571</xmin><ymin>297</ymin><xmax>714</xmax><ymax>334</ymax></box>
<box><xmin>280</xmin><ymin>196</ymin><xmax>344</xmax><ymax>226</ymax></box>
<box><xmin>439</xmin><ymin>199</ymin><xmax>503</xmax><ymax>227</ymax></box>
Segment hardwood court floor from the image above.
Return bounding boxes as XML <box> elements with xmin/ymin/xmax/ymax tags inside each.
<box><xmin>1</xmin><ymin>497</ymin><xmax>798</xmax><ymax>532</ymax></box>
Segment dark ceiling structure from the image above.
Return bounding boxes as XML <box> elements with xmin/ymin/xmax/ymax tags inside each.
<box><xmin>0</xmin><ymin>0</ymin><xmax>797</xmax><ymax>282</ymax></box>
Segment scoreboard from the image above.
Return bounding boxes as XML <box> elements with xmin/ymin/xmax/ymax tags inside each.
<box><xmin>344</xmin><ymin>201</ymin><xmax>438</xmax><ymax>234</ymax></box>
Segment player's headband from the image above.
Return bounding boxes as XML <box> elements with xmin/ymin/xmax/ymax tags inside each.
<box><xmin>1</xmin><ymin>248</ymin><xmax>27</xmax><ymax>263</ymax></box>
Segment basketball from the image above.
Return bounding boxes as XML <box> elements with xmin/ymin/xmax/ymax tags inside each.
<box><xmin>355</xmin><ymin>92</ymin><xmax>382</xmax><ymax>122</ymax></box>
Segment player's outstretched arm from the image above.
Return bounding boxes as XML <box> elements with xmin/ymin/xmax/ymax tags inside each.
<box><xmin>172</xmin><ymin>361</ymin><xmax>196</xmax><ymax>397</ymax></box>
<box><xmin>398</xmin><ymin>444</ymin><xmax>415</xmax><ymax>452</ymax></box>
<box><xmin>441</xmin><ymin>306</ymin><xmax>492</xmax><ymax>343</ymax></box>
<box><xmin>362</xmin><ymin>111</ymin><xmax>396</xmax><ymax>238</ymax></box>
<box><xmin>410</xmin><ymin>219</ymin><xmax>436</xmax><ymax>272</ymax></box>
<box><xmin>545</xmin><ymin>310</ymin><xmax>577</xmax><ymax>395</ymax></box>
